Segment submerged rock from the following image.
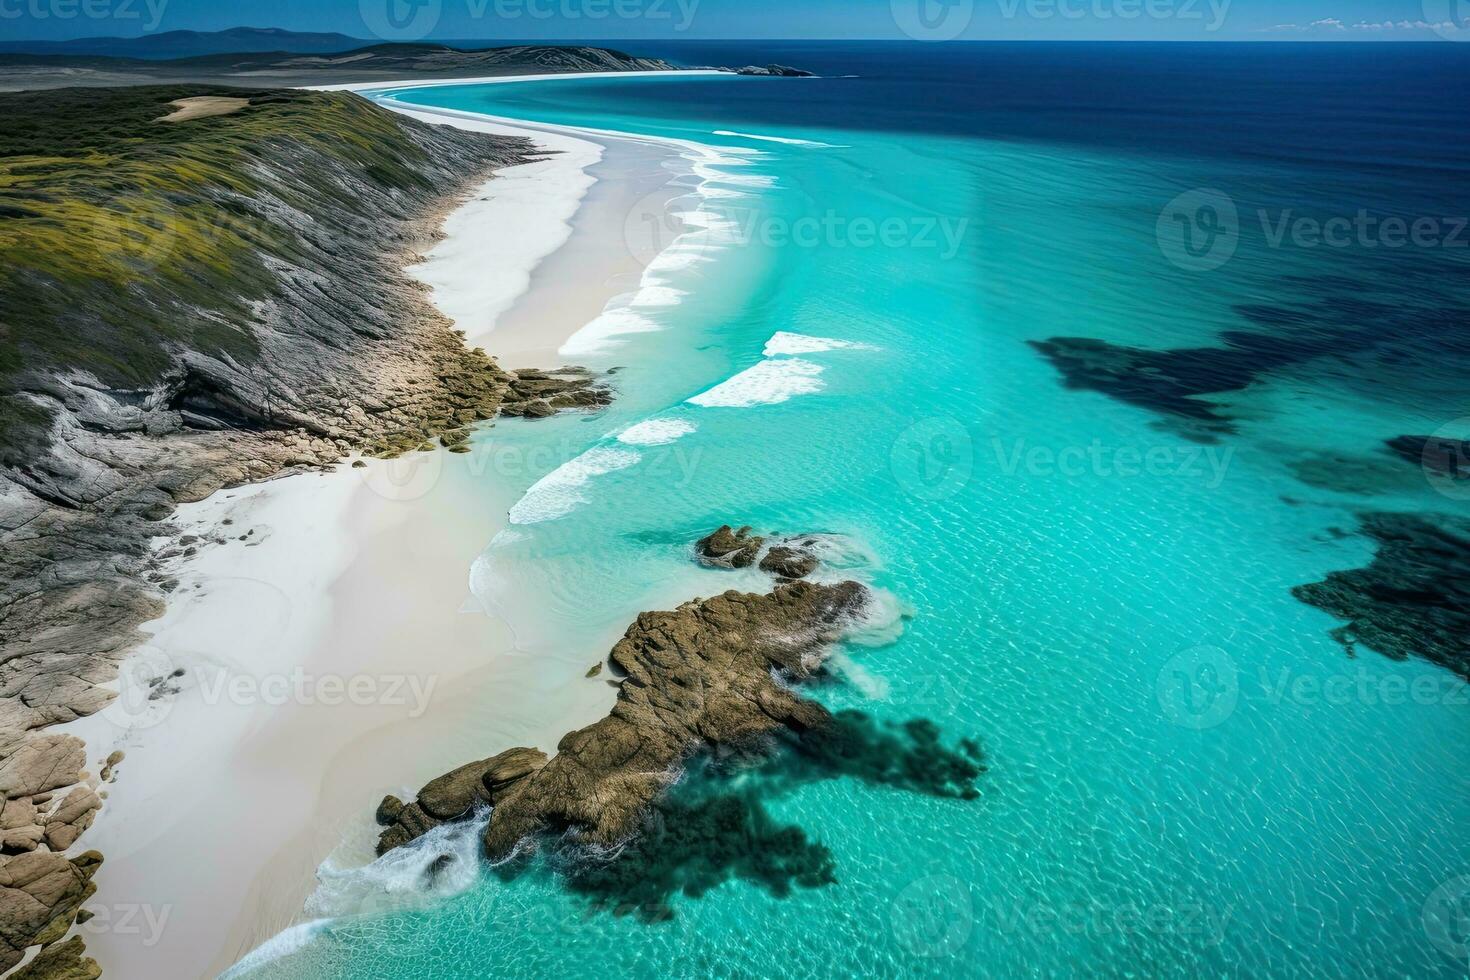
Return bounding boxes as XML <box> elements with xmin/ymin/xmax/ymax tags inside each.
<box><xmin>1292</xmin><ymin>512</ymin><xmax>1470</xmax><ymax>678</ymax></box>
<box><xmin>1384</xmin><ymin>434</ymin><xmax>1470</xmax><ymax>481</ymax></box>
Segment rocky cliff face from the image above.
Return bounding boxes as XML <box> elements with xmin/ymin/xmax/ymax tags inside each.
<box><xmin>0</xmin><ymin>83</ymin><xmax>608</xmax><ymax>975</ymax></box>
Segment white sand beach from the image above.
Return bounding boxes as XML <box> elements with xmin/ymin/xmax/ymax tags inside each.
<box><xmin>57</xmin><ymin>75</ymin><xmax>711</xmax><ymax>980</ymax></box>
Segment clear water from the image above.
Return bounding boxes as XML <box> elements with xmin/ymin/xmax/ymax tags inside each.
<box><xmin>245</xmin><ymin>44</ymin><xmax>1470</xmax><ymax>978</ymax></box>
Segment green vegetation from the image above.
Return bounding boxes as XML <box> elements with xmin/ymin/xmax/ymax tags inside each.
<box><xmin>0</xmin><ymin>85</ymin><xmax>442</xmax><ymax>462</ymax></box>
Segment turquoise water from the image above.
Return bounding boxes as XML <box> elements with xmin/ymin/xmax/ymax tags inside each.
<box><xmin>246</xmin><ymin>49</ymin><xmax>1470</xmax><ymax>977</ymax></box>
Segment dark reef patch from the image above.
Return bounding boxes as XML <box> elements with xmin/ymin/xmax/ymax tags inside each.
<box><xmin>1385</xmin><ymin>434</ymin><xmax>1470</xmax><ymax>483</ymax></box>
<box><xmin>1292</xmin><ymin>512</ymin><xmax>1470</xmax><ymax>679</ymax></box>
<box><xmin>1028</xmin><ymin>294</ymin><xmax>1469</xmax><ymax>443</ymax></box>
<box><xmin>544</xmin><ymin>711</ymin><xmax>985</xmax><ymax>921</ymax></box>
<box><xmin>1027</xmin><ymin>319</ymin><xmax>1370</xmax><ymax>440</ymax></box>
<box><xmin>551</xmin><ymin>778</ymin><xmax>836</xmax><ymax>922</ymax></box>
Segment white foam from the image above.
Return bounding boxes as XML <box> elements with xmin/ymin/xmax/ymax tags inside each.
<box><xmin>220</xmin><ymin>919</ymin><xmax>332</xmax><ymax>980</ymax></box>
<box><xmin>559</xmin><ymin>307</ymin><xmax>664</xmax><ymax>358</ymax></box>
<box><xmin>628</xmin><ymin>284</ymin><xmax>686</xmax><ymax>307</ymax></box>
<box><xmin>842</xmin><ymin>587</ymin><xmax>913</xmax><ymax>648</ymax></box>
<box><xmin>687</xmin><ymin>358</ymin><xmax>826</xmax><ymax>408</ymax></box>
<box><xmin>713</xmin><ymin>129</ymin><xmax>840</xmax><ymax>148</ymax></box>
<box><xmin>617</xmin><ymin>418</ymin><xmax>697</xmax><ymax>446</ymax></box>
<box><xmin>763</xmin><ymin>331</ymin><xmax>879</xmax><ymax>357</ymax></box>
<box><xmin>303</xmin><ymin>809</ymin><xmax>490</xmax><ymax>921</ymax></box>
<box><xmin>508</xmin><ymin>446</ymin><xmax>641</xmax><ymax>524</ymax></box>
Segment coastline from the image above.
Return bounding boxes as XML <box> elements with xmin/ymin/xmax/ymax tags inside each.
<box><xmin>58</xmin><ymin>78</ymin><xmax>707</xmax><ymax>978</ymax></box>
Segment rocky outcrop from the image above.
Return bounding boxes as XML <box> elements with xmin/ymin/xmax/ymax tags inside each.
<box><xmin>695</xmin><ymin>525</ymin><xmax>764</xmax><ymax>568</ymax></box>
<box><xmin>372</xmin><ymin>527</ymin><xmax>985</xmax><ymax>921</ymax></box>
<box><xmin>480</xmin><ymin>577</ymin><xmax>867</xmax><ymax>858</ymax></box>
<box><xmin>9</xmin><ymin>934</ymin><xmax>100</xmax><ymax>980</ymax></box>
<box><xmin>377</xmin><ymin>529</ymin><xmax>871</xmax><ymax>863</ymax></box>
<box><xmin>733</xmin><ymin>65</ymin><xmax>815</xmax><ymax>77</ymax></box>
<box><xmin>0</xmin><ymin>851</ymin><xmax>101</xmax><ymax>973</ymax></box>
<box><xmin>758</xmin><ymin>544</ymin><xmax>819</xmax><ymax>580</ymax></box>
<box><xmin>375</xmin><ymin>747</ymin><xmax>548</xmax><ymax>855</ymax></box>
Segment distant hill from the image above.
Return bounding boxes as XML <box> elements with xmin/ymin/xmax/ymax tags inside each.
<box><xmin>0</xmin><ymin>27</ymin><xmax>368</xmax><ymax>60</ymax></box>
<box><xmin>0</xmin><ymin>42</ymin><xmax>682</xmax><ymax>92</ymax></box>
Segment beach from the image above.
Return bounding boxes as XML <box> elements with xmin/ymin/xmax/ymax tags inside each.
<box><xmin>56</xmin><ymin>78</ymin><xmax>707</xmax><ymax>979</ymax></box>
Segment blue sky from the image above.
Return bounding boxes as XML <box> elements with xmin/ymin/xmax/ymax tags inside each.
<box><xmin>3</xmin><ymin>0</ymin><xmax>1468</xmax><ymax>42</ymax></box>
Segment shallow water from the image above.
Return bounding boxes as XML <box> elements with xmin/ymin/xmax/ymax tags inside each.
<box><xmin>246</xmin><ymin>44</ymin><xmax>1470</xmax><ymax>978</ymax></box>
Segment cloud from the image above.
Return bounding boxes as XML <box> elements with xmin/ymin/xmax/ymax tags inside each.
<box><xmin>1258</xmin><ymin>16</ymin><xmax>1464</xmax><ymax>34</ymax></box>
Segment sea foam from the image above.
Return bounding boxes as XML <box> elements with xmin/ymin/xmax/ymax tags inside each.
<box><xmin>763</xmin><ymin>331</ymin><xmax>879</xmax><ymax>356</ymax></box>
<box><xmin>687</xmin><ymin>358</ymin><xmax>826</xmax><ymax>408</ymax></box>
<box><xmin>713</xmin><ymin>130</ymin><xmax>841</xmax><ymax>148</ymax></box>
<box><xmin>617</xmin><ymin>418</ymin><xmax>697</xmax><ymax>446</ymax></box>
<box><xmin>508</xmin><ymin>446</ymin><xmax>641</xmax><ymax>524</ymax></box>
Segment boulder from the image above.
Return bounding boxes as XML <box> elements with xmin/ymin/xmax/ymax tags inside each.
<box><xmin>374</xmin><ymin>794</ymin><xmax>405</xmax><ymax>826</ymax></box>
<box><xmin>758</xmin><ymin>545</ymin><xmax>818</xmax><ymax>580</ymax></box>
<box><xmin>42</xmin><ymin>788</ymin><xmax>102</xmax><ymax>852</ymax></box>
<box><xmin>9</xmin><ymin>935</ymin><xmax>100</xmax><ymax>980</ymax></box>
<box><xmin>696</xmin><ymin>525</ymin><xmax>764</xmax><ymax>568</ymax></box>
<box><xmin>0</xmin><ymin>850</ymin><xmax>102</xmax><ymax>973</ymax></box>
<box><xmin>0</xmin><ymin>738</ymin><xmax>85</xmax><ymax>800</ymax></box>
<box><xmin>417</xmin><ymin>759</ymin><xmax>496</xmax><ymax>821</ymax></box>
<box><xmin>480</xmin><ymin>747</ymin><xmax>548</xmax><ymax>801</ymax></box>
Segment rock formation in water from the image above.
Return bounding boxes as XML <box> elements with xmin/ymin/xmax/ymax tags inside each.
<box><xmin>733</xmin><ymin>65</ymin><xmax>815</xmax><ymax>77</ymax></box>
<box><xmin>376</xmin><ymin>528</ymin><xmax>985</xmax><ymax>913</ymax></box>
<box><xmin>1292</xmin><ymin>512</ymin><xmax>1470</xmax><ymax>679</ymax></box>
<box><xmin>694</xmin><ymin>524</ymin><xmax>765</xmax><ymax>568</ymax></box>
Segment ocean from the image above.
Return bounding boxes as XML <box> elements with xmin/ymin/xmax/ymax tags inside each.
<box><xmin>241</xmin><ymin>43</ymin><xmax>1470</xmax><ymax>977</ymax></box>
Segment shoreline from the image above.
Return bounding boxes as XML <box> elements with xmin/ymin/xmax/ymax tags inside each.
<box><xmin>59</xmin><ymin>76</ymin><xmax>710</xmax><ymax>979</ymax></box>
